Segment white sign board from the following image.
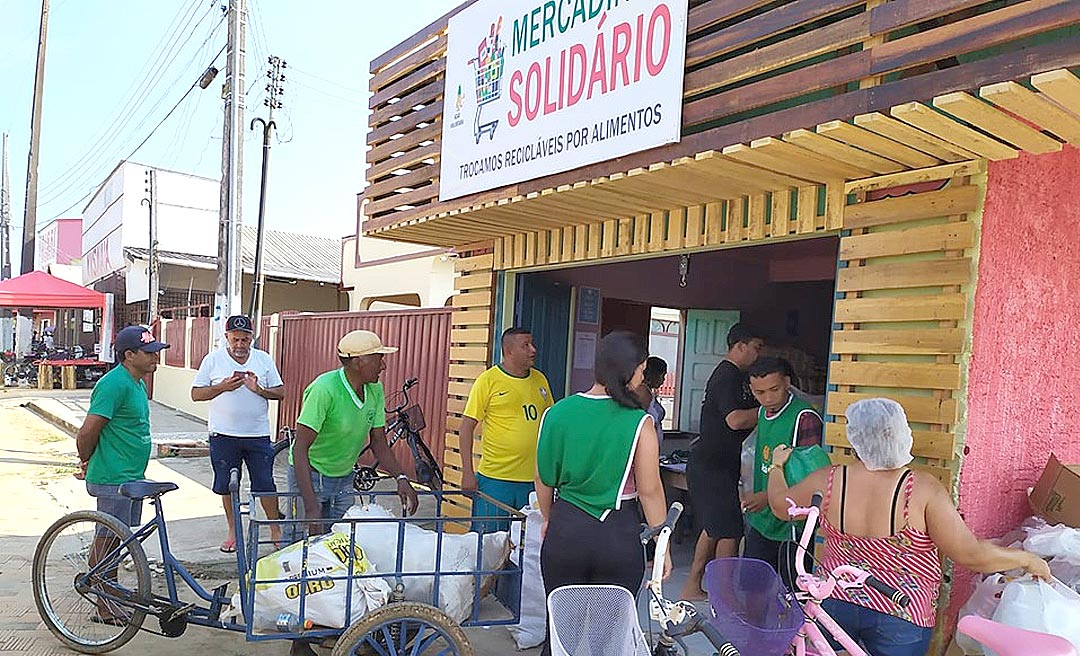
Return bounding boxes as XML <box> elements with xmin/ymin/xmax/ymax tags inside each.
<box><xmin>439</xmin><ymin>0</ymin><xmax>688</xmax><ymax>201</ymax></box>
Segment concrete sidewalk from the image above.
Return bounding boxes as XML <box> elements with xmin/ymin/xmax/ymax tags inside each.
<box><xmin>22</xmin><ymin>390</ymin><xmax>209</xmax><ymax>443</ymax></box>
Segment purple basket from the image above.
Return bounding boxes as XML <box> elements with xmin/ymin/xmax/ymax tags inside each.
<box><xmin>704</xmin><ymin>558</ymin><xmax>805</xmax><ymax>656</ymax></box>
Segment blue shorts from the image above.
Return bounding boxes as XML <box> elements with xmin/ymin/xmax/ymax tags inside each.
<box><xmin>209</xmin><ymin>434</ymin><xmax>276</xmax><ymax>495</ymax></box>
<box><xmin>471</xmin><ymin>472</ymin><xmax>533</xmax><ymax>533</ymax></box>
<box><xmin>86</xmin><ymin>481</ymin><xmax>144</xmax><ymax>529</ymax></box>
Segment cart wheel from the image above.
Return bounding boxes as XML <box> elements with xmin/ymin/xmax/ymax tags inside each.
<box><xmin>331</xmin><ymin>602</ymin><xmax>472</xmax><ymax>656</ymax></box>
<box><xmin>33</xmin><ymin>511</ymin><xmax>151</xmax><ymax>654</ymax></box>
<box><xmin>353</xmin><ymin>466</ymin><xmax>380</xmax><ymax>492</ymax></box>
<box><xmin>272</xmin><ymin>438</ymin><xmax>292</xmax><ymax>517</ymax></box>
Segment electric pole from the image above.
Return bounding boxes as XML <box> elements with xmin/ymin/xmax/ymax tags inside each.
<box><xmin>216</xmin><ymin>0</ymin><xmax>245</xmax><ymax>342</ymax></box>
<box><xmin>249</xmin><ymin>54</ymin><xmax>286</xmax><ymax>342</ymax></box>
<box><xmin>21</xmin><ymin>0</ymin><xmax>49</xmax><ymax>274</ymax></box>
<box><xmin>1</xmin><ymin>133</ymin><xmax>11</xmax><ymax>280</ymax></box>
<box><xmin>142</xmin><ymin>169</ymin><xmax>159</xmax><ymax>323</ymax></box>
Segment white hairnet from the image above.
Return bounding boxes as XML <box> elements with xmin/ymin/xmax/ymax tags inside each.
<box><xmin>845</xmin><ymin>398</ymin><xmax>913</xmax><ymax>471</ymax></box>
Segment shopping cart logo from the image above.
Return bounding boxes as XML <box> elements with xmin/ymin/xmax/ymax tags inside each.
<box><xmin>467</xmin><ymin>17</ymin><xmax>505</xmax><ymax>144</ymax></box>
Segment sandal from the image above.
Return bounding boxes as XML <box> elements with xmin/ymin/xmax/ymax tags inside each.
<box><xmin>220</xmin><ymin>537</ymin><xmax>237</xmax><ymax>553</ymax></box>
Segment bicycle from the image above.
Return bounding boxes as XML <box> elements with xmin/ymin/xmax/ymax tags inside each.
<box><xmin>547</xmin><ymin>502</ymin><xmax>743</xmax><ymax>656</ymax></box>
<box><xmin>957</xmin><ymin>614</ymin><xmax>1077</xmax><ymax>656</ymax></box>
<box><xmin>272</xmin><ymin>376</ymin><xmax>443</xmax><ymax>496</ymax></box>
<box><xmin>32</xmin><ymin>470</ymin><xmax>520</xmax><ymax>655</ymax></box>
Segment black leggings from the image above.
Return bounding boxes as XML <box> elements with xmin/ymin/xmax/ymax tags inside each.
<box><xmin>540</xmin><ymin>498</ymin><xmax>645</xmax><ymax>655</ymax></box>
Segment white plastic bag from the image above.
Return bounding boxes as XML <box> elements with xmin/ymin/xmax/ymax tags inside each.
<box><xmin>508</xmin><ymin>494</ymin><xmax>545</xmax><ymax>649</ymax></box>
<box><xmin>332</xmin><ymin>503</ymin><xmax>508</xmax><ymax>623</ymax></box>
<box><xmin>991</xmin><ymin>578</ymin><xmax>1080</xmax><ymax>654</ymax></box>
<box><xmin>1049</xmin><ymin>557</ymin><xmax>1080</xmax><ymax>594</ymax></box>
<box><xmin>252</xmin><ymin>530</ymin><xmax>391</xmax><ymax>631</ymax></box>
<box><xmin>956</xmin><ymin>574</ymin><xmax>1009</xmax><ymax>655</ymax></box>
<box><xmin>739</xmin><ymin>430</ymin><xmax>756</xmax><ymax>497</ymax></box>
<box><xmin>1023</xmin><ymin>523</ymin><xmax>1080</xmax><ymax>560</ymax></box>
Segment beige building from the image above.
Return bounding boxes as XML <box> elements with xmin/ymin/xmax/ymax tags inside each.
<box><xmin>340</xmin><ymin>233</ymin><xmax>455</xmax><ymax>311</ymax></box>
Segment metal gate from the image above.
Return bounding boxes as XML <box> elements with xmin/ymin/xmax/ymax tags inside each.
<box><xmin>275</xmin><ymin>308</ymin><xmax>452</xmax><ymax>473</ymax></box>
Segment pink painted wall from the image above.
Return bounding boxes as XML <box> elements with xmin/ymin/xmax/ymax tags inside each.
<box><xmin>954</xmin><ymin>145</ymin><xmax>1080</xmax><ymax>612</ymax></box>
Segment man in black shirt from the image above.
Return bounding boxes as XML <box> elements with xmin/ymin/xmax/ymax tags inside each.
<box><xmin>680</xmin><ymin>323</ymin><xmax>764</xmax><ymax>600</ymax></box>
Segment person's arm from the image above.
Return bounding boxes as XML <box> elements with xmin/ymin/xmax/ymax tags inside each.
<box><xmin>459</xmin><ymin>416</ymin><xmax>480</xmax><ymax>491</ymax></box>
<box><xmin>75</xmin><ymin>415</ymin><xmax>109</xmax><ymax>475</ymax></box>
<box><xmin>795</xmin><ymin>411</ymin><xmax>824</xmax><ymax>448</ymax></box>
<box><xmin>633</xmin><ymin>418</ymin><xmax>672</xmax><ymax>578</ymax></box>
<box><xmin>367</xmin><ymin>425</ymin><xmax>419</xmax><ymax>515</ymax></box>
<box><xmin>241</xmin><ymin>372</ymin><xmax>285</xmax><ymax>400</ymax></box>
<box><xmin>535</xmin><ymin>466</ymin><xmax>554</xmax><ymax>539</ymax></box>
<box><xmin>726</xmin><ymin>408</ymin><xmax>758</xmax><ymax>430</ymax></box>
<box><xmin>191</xmin><ymin>375</ymin><xmax>244</xmax><ymax>401</ymax></box>
<box><xmin>765</xmin><ymin>444</ymin><xmax>830</xmax><ymax>519</ymax></box>
<box><xmin>254</xmin><ymin>358</ymin><xmax>286</xmax><ymax>400</ymax></box>
<box><xmin>924</xmin><ymin>475</ymin><xmax>1050</xmax><ymax>579</ymax></box>
<box><xmin>291</xmin><ymin>424</ymin><xmax>323</xmax><ymax>530</ymax></box>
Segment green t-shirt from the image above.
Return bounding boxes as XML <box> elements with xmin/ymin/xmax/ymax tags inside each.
<box><xmin>537</xmin><ymin>393</ymin><xmax>647</xmax><ymax>521</ymax></box>
<box><xmin>294</xmin><ymin>369</ymin><xmax>386</xmax><ymax>477</ymax></box>
<box><xmin>85</xmin><ymin>364</ymin><xmax>151</xmax><ymax>485</ymax></box>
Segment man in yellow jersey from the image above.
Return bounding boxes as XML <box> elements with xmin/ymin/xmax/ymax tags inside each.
<box><xmin>460</xmin><ymin>327</ymin><xmax>554</xmax><ymax>531</ymax></box>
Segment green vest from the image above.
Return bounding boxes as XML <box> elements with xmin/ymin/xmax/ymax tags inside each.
<box><xmin>747</xmin><ymin>395</ymin><xmax>822</xmax><ymax>541</ymax></box>
<box><xmin>536</xmin><ymin>394</ymin><xmax>647</xmax><ymax>521</ymax></box>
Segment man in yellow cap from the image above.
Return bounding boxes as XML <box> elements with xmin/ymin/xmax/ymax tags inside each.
<box><xmin>285</xmin><ymin>330</ymin><xmax>419</xmax><ymax>546</ymax></box>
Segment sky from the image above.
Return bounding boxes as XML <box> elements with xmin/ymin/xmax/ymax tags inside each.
<box><xmin>0</xmin><ymin>0</ymin><xmax>461</xmax><ymax>271</ymax></box>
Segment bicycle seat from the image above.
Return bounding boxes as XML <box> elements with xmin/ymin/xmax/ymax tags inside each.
<box><xmin>119</xmin><ymin>481</ymin><xmax>179</xmax><ymax>500</ymax></box>
<box><xmin>958</xmin><ymin>615</ymin><xmax>1077</xmax><ymax>656</ymax></box>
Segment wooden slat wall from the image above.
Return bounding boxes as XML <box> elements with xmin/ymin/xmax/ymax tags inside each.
<box><xmin>364</xmin><ymin>0</ymin><xmax>1080</xmax><ymax>233</ymax></box>
<box><xmin>491</xmin><ymin>183</ymin><xmax>835</xmax><ymax>270</ymax></box>
<box><xmin>826</xmin><ymin>162</ymin><xmax>986</xmax><ymax>489</ymax></box>
<box><xmin>442</xmin><ymin>248</ymin><xmax>496</xmax><ymax>520</ymax></box>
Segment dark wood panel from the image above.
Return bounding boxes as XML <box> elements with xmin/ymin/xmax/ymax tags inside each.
<box><xmin>370</xmin><ymin>0</ymin><xmax>472</xmax><ymax>73</ymax></box>
<box><xmin>687</xmin><ymin>0</ymin><xmax>864</xmax><ymax>67</ymax></box>
<box><xmin>367</xmin><ymin>164</ymin><xmax>441</xmax><ymax>199</ymax></box>
<box><xmin>367</xmin><ymin>122</ymin><xmax>441</xmax><ymax>165</ymax></box>
<box><xmin>368</xmin><ymin>59</ymin><xmax>446</xmax><ymax>109</ymax></box>
<box><xmin>369</xmin><ymin>102</ymin><xmax>442</xmax><ymax>146</ymax></box>
<box><xmin>365</xmin><ymin>182</ymin><xmax>441</xmax><ymax>218</ymax></box>
<box><xmin>870</xmin><ymin>0</ymin><xmax>1009</xmax><ymax>33</ymax></box>
<box><xmin>366</xmin><ymin>142</ymin><xmax>440</xmax><ymax>180</ymax></box>
<box><xmin>370</xmin><ymin>34</ymin><xmax>446</xmax><ymax>93</ymax></box>
<box><xmin>688</xmin><ymin>0</ymin><xmax>777</xmax><ymax>35</ymax></box>
<box><xmin>369</xmin><ymin>79</ymin><xmax>443</xmax><ymax>129</ymax></box>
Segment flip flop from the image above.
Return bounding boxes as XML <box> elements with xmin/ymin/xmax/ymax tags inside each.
<box><xmin>220</xmin><ymin>538</ymin><xmax>237</xmax><ymax>553</ymax></box>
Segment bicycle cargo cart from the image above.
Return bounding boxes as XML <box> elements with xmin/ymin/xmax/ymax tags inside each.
<box><xmin>32</xmin><ymin>469</ymin><xmax>526</xmax><ymax>655</ymax></box>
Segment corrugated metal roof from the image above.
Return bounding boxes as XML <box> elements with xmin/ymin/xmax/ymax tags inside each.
<box><xmin>125</xmin><ymin>227</ymin><xmax>341</xmax><ymax>283</ymax></box>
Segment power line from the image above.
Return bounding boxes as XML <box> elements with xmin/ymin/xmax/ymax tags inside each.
<box><xmin>37</xmin><ymin>0</ymin><xmax>211</xmax><ymax>196</ymax></box>
<box><xmin>289</xmin><ymin>65</ymin><xmax>364</xmax><ymax>94</ymax></box>
<box><xmin>37</xmin><ymin>3</ymin><xmax>224</xmax><ymax>205</ymax></box>
<box><xmin>47</xmin><ymin>44</ymin><xmax>228</xmax><ymax>220</ymax></box>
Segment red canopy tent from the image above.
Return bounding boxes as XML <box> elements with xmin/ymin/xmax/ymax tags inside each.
<box><xmin>0</xmin><ymin>271</ymin><xmax>105</xmax><ymax>308</ymax></box>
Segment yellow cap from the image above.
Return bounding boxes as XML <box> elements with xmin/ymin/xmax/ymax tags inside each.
<box><xmin>337</xmin><ymin>330</ymin><xmax>398</xmax><ymax>358</ymax></box>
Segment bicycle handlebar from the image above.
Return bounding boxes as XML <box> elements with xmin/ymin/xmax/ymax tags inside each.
<box><xmin>865</xmin><ymin>575</ymin><xmax>911</xmax><ymax>608</ymax></box>
<box><xmin>641</xmin><ymin>501</ymin><xmax>683</xmax><ymax>543</ymax></box>
<box><xmin>388</xmin><ymin>377</ymin><xmax>420</xmax><ymax>415</ymax></box>
<box><xmin>698</xmin><ymin>620</ymin><xmax>741</xmax><ymax>656</ymax></box>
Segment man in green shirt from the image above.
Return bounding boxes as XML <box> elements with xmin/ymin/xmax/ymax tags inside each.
<box><xmin>76</xmin><ymin>325</ymin><xmax>169</xmax><ymax>625</ymax></box>
<box><xmin>287</xmin><ymin>330</ymin><xmax>420</xmax><ymax>541</ymax></box>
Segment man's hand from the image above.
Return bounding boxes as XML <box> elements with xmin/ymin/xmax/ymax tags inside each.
<box><xmin>74</xmin><ymin>460</ymin><xmax>87</xmax><ymax>480</ymax></box>
<box><xmin>772</xmin><ymin>444</ymin><xmax>793</xmax><ymax>468</ymax></box>
<box><xmin>219</xmin><ymin>374</ymin><xmax>244</xmax><ymax>393</ymax></box>
<box><xmin>302</xmin><ymin>496</ymin><xmax>324</xmax><ymax>536</ymax></box>
<box><xmin>242</xmin><ymin>371</ymin><xmax>260</xmax><ymax>394</ymax></box>
<box><xmin>397</xmin><ymin>478</ymin><xmax>419</xmax><ymax>516</ymax></box>
<box><xmin>741</xmin><ymin>492</ymin><xmax>769</xmax><ymax>514</ymax></box>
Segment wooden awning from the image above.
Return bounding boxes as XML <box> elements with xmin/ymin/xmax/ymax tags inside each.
<box><xmin>365</xmin><ymin>69</ymin><xmax>1080</xmax><ymax>247</ymax></box>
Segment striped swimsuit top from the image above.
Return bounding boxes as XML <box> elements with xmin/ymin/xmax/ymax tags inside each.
<box><xmin>819</xmin><ymin>466</ymin><xmax>942</xmax><ymax>628</ymax></box>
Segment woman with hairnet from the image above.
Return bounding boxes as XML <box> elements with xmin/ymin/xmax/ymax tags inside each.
<box><xmin>766</xmin><ymin>398</ymin><xmax>1049</xmax><ymax>656</ymax></box>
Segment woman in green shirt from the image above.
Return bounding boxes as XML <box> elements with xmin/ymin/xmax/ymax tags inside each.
<box><xmin>535</xmin><ymin>331</ymin><xmax>670</xmax><ymax>652</ymax></box>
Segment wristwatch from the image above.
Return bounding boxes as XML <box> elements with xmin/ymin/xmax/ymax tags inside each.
<box><xmin>768</xmin><ymin>463</ymin><xmax>784</xmax><ymax>474</ymax></box>
<box><xmin>396</xmin><ymin>474</ymin><xmax>409</xmax><ymax>482</ymax></box>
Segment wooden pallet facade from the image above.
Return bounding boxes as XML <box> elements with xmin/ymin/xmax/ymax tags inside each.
<box><xmin>364</xmin><ymin>0</ymin><xmax>1080</xmax><ymax>245</ymax></box>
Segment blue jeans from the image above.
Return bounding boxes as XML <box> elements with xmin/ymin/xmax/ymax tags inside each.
<box><xmin>282</xmin><ymin>467</ymin><xmax>355</xmax><ymax>545</ymax></box>
<box><xmin>87</xmin><ymin>481</ymin><xmax>145</xmax><ymax>531</ymax></box>
<box><xmin>822</xmin><ymin>599</ymin><xmax>933</xmax><ymax>656</ymax></box>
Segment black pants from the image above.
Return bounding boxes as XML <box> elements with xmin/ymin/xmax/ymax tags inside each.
<box><xmin>743</xmin><ymin>524</ymin><xmax>811</xmax><ymax>593</ymax></box>
<box><xmin>540</xmin><ymin>498</ymin><xmax>645</xmax><ymax>656</ymax></box>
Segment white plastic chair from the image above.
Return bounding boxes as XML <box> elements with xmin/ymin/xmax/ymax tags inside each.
<box><xmin>547</xmin><ymin>584</ymin><xmax>651</xmax><ymax>656</ymax></box>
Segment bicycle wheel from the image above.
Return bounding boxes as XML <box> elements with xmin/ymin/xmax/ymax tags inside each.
<box><xmin>330</xmin><ymin>602</ymin><xmax>472</xmax><ymax>656</ymax></box>
<box><xmin>412</xmin><ymin>435</ymin><xmax>443</xmax><ymax>491</ymax></box>
<box><xmin>33</xmin><ymin>511</ymin><xmax>151</xmax><ymax>654</ymax></box>
<box><xmin>272</xmin><ymin>438</ymin><xmax>293</xmax><ymax>518</ymax></box>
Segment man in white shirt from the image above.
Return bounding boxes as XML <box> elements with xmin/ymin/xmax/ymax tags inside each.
<box><xmin>191</xmin><ymin>315</ymin><xmax>285</xmax><ymax>551</ymax></box>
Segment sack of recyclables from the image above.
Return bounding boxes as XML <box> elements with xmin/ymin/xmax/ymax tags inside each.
<box><xmin>252</xmin><ymin>530</ymin><xmax>392</xmax><ymax>631</ymax></box>
<box><xmin>332</xmin><ymin>503</ymin><xmax>510</xmax><ymax>623</ymax></box>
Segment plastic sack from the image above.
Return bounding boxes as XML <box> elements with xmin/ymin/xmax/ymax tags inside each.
<box><xmin>332</xmin><ymin>503</ymin><xmax>509</xmax><ymax>623</ymax></box>
<box><xmin>991</xmin><ymin>577</ymin><xmax>1080</xmax><ymax>654</ymax></box>
<box><xmin>1049</xmin><ymin>557</ymin><xmax>1080</xmax><ymax>594</ymax></box>
<box><xmin>1023</xmin><ymin>523</ymin><xmax>1080</xmax><ymax>560</ymax></box>
<box><xmin>956</xmin><ymin>574</ymin><xmax>1009</xmax><ymax>655</ymax></box>
<box><xmin>740</xmin><ymin>430</ymin><xmax>757</xmax><ymax>497</ymax></box>
<box><xmin>507</xmin><ymin>494</ymin><xmax>545</xmax><ymax>649</ymax></box>
<box><xmin>252</xmin><ymin>530</ymin><xmax>391</xmax><ymax>631</ymax></box>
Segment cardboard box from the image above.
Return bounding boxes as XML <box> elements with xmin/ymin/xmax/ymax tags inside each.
<box><xmin>1029</xmin><ymin>453</ymin><xmax>1080</xmax><ymax>528</ymax></box>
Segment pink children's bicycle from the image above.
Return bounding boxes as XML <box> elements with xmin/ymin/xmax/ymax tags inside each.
<box><xmin>703</xmin><ymin>493</ymin><xmax>1077</xmax><ymax>656</ymax></box>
